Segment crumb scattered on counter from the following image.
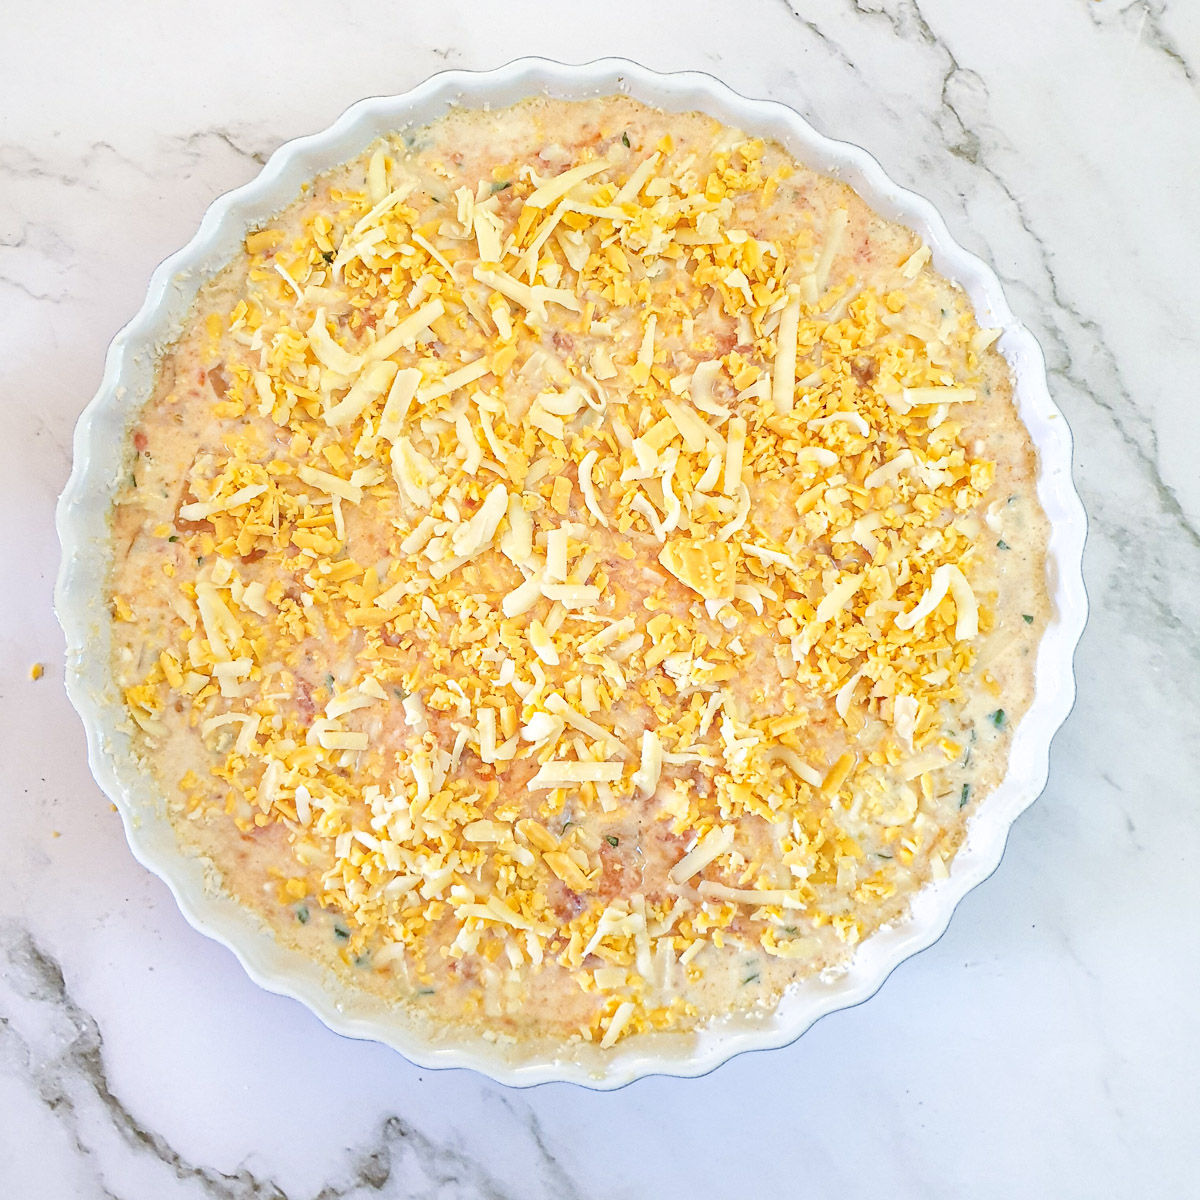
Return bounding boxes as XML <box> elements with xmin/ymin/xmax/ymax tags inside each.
<box><xmin>30</xmin><ymin>662</ymin><xmax>44</xmax><ymax>680</ymax></box>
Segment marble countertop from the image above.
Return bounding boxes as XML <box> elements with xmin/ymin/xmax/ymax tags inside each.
<box><xmin>3</xmin><ymin>1</ymin><xmax>1197</xmax><ymax>1195</ymax></box>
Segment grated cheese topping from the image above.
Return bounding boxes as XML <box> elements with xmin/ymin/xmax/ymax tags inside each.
<box><xmin>111</xmin><ymin>97</ymin><xmax>1047</xmax><ymax>1051</ymax></box>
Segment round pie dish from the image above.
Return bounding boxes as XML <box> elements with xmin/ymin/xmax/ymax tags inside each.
<box><xmin>55</xmin><ymin>57</ymin><xmax>1087</xmax><ymax>1088</ymax></box>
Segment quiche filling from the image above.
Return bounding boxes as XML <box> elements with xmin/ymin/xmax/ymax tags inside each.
<box><xmin>111</xmin><ymin>97</ymin><xmax>1048</xmax><ymax>1052</ymax></box>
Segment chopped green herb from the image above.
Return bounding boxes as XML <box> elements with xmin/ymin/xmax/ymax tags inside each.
<box><xmin>605</xmin><ymin>835</ymin><xmax>619</xmax><ymax>847</ymax></box>
<box><xmin>621</xmin><ymin>131</ymin><xmax>630</xmax><ymax>147</ymax></box>
<box><xmin>295</xmin><ymin>904</ymin><xmax>309</xmax><ymax>924</ymax></box>
<box><xmin>959</xmin><ymin>783</ymin><xmax>971</xmax><ymax>808</ymax></box>
<box><xmin>962</xmin><ymin>747</ymin><xmax>972</xmax><ymax>768</ymax></box>
<box><xmin>196</xmin><ymin>555</ymin><xmax>205</xmax><ymax>565</ymax></box>
<box><xmin>353</xmin><ymin>952</ymin><xmax>371</xmax><ymax>967</ymax></box>
<box><xmin>321</xmin><ymin>249</ymin><xmax>335</xmax><ymax>263</ymax></box>
<box><xmin>325</xmin><ymin>673</ymin><xmax>335</xmax><ymax>690</ymax></box>
<box><xmin>168</xmin><ymin>535</ymin><xmax>178</xmax><ymax>542</ymax></box>
<box><xmin>997</xmin><ymin>539</ymin><xmax>1010</xmax><ymax>550</ymax></box>
<box><xmin>416</xmin><ymin>986</ymin><xmax>435</xmax><ymax>997</ymax></box>
<box><xmin>783</xmin><ymin>926</ymin><xmax>798</xmax><ymax>935</ymax></box>
<box><xmin>989</xmin><ymin>708</ymin><xmax>1006</xmax><ymax>729</ymax></box>
<box><xmin>742</xmin><ymin>972</ymin><xmax>760</xmax><ymax>985</ymax></box>
<box><xmin>876</xmin><ymin>852</ymin><xmax>893</xmax><ymax>860</ymax></box>
<box><xmin>1022</xmin><ymin>613</ymin><xmax>1034</xmax><ymax>624</ymax></box>
<box><xmin>490</xmin><ymin>180</ymin><xmax>511</xmax><ymax>193</ymax></box>
<box><xmin>333</xmin><ymin>923</ymin><xmax>350</xmax><ymax>941</ymax></box>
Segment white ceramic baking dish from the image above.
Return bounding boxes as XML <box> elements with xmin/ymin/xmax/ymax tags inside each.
<box><xmin>55</xmin><ymin>56</ymin><xmax>1088</xmax><ymax>1088</ymax></box>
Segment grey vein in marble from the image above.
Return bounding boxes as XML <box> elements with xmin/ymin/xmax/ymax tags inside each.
<box><xmin>1087</xmin><ymin>0</ymin><xmax>1198</xmax><ymax>90</ymax></box>
<box><xmin>180</xmin><ymin>128</ymin><xmax>272</xmax><ymax>168</ymax></box>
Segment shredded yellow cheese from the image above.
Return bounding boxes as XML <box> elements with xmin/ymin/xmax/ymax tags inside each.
<box><xmin>112</xmin><ymin>100</ymin><xmax>1025</xmax><ymax>1051</ymax></box>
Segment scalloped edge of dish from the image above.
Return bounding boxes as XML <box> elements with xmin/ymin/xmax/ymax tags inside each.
<box><xmin>55</xmin><ymin>56</ymin><xmax>1088</xmax><ymax>1089</ymax></box>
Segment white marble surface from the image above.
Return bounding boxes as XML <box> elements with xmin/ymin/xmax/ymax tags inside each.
<box><xmin>3</xmin><ymin>0</ymin><xmax>1197</xmax><ymax>1195</ymax></box>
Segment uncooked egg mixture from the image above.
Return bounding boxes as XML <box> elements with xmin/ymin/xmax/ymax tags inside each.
<box><xmin>111</xmin><ymin>97</ymin><xmax>1048</xmax><ymax>1052</ymax></box>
